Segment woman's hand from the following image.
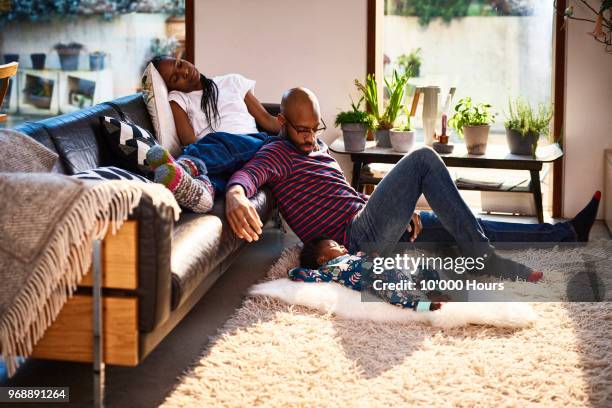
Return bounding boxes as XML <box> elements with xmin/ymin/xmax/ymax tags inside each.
<box><xmin>406</xmin><ymin>211</ymin><xmax>422</xmax><ymax>242</ymax></box>
<box><xmin>225</xmin><ymin>185</ymin><xmax>263</xmax><ymax>242</ymax></box>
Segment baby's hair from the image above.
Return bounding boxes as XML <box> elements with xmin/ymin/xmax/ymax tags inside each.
<box><xmin>299</xmin><ymin>237</ymin><xmax>331</xmax><ymax>269</ymax></box>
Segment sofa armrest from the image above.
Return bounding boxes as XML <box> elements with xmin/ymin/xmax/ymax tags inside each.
<box><xmin>129</xmin><ymin>194</ymin><xmax>173</xmax><ymax>333</ymax></box>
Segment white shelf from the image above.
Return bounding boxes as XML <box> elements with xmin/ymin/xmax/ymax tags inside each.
<box><xmin>58</xmin><ymin>69</ymin><xmax>113</xmax><ymax>114</ymax></box>
<box><xmin>17</xmin><ymin>70</ymin><xmax>60</xmax><ymax>115</ymax></box>
<box><xmin>5</xmin><ymin>75</ymin><xmax>18</xmax><ymax>114</ymax></box>
<box><xmin>15</xmin><ymin>68</ymin><xmax>114</xmax><ymax>116</ymax></box>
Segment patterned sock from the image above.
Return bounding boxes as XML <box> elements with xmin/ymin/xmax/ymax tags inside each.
<box><xmin>176</xmin><ymin>156</ymin><xmax>202</xmax><ymax>178</ymax></box>
<box><xmin>146</xmin><ymin>145</ymin><xmax>175</xmax><ymax>170</ymax></box>
<box><xmin>570</xmin><ymin>191</ymin><xmax>601</xmax><ymax>242</ymax></box>
<box><xmin>154</xmin><ymin>163</ymin><xmax>214</xmax><ymax>213</ymax></box>
<box><xmin>146</xmin><ymin>145</ymin><xmax>202</xmax><ymax>177</ymax></box>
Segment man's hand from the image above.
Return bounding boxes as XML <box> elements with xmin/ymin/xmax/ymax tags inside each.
<box><xmin>406</xmin><ymin>211</ymin><xmax>422</xmax><ymax>242</ymax></box>
<box><xmin>225</xmin><ymin>185</ymin><xmax>263</xmax><ymax>242</ymax></box>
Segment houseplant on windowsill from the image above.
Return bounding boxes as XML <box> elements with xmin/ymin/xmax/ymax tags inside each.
<box><xmin>390</xmin><ymin>108</ymin><xmax>415</xmax><ymax>153</ymax></box>
<box><xmin>335</xmin><ymin>97</ymin><xmax>376</xmax><ymax>152</ymax></box>
<box><xmin>355</xmin><ymin>69</ymin><xmax>410</xmax><ymax>147</ymax></box>
<box><xmin>449</xmin><ymin>97</ymin><xmax>496</xmax><ymax>155</ymax></box>
<box><xmin>504</xmin><ymin>98</ymin><xmax>553</xmax><ymax>156</ymax></box>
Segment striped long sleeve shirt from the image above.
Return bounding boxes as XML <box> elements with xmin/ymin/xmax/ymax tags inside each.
<box><xmin>228</xmin><ymin>140</ymin><xmax>367</xmax><ymax>245</ymax></box>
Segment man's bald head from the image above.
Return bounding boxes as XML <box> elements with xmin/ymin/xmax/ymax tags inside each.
<box><xmin>278</xmin><ymin>87</ymin><xmax>323</xmax><ymax>154</ymax></box>
<box><xmin>280</xmin><ymin>87</ymin><xmax>320</xmax><ymax>121</ymax></box>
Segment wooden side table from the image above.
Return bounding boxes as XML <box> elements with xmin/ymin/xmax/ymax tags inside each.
<box><xmin>330</xmin><ymin>140</ymin><xmax>564</xmax><ymax>223</ymax></box>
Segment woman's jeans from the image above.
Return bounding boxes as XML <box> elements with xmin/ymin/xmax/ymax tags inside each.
<box><xmin>347</xmin><ymin>147</ymin><xmax>576</xmax><ymax>255</ymax></box>
<box><xmin>181</xmin><ymin>132</ymin><xmax>278</xmax><ymax>192</ymax></box>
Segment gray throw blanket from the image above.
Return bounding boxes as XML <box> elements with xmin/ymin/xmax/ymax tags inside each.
<box><xmin>0</xmin><ymin>173</ymin><xmax>180</xmax><ymax>376</ymax></box>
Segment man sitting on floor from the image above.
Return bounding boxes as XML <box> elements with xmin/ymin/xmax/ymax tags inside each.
<box><xmin>224</xmin><ymin>88</ymin><xmax>600</xmax><ymax>281</ymax></box>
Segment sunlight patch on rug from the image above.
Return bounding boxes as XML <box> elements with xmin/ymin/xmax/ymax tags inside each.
<box><xmin>162</xmin><ymin>245</ymin><xmax>611</xmax><ymax>408</ymax></box>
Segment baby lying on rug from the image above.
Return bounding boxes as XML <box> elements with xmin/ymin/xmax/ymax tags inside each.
<box><xmin>290</xmin><ymin>238</ymin><xmax>444</xmax><ymax>312</ymax></box>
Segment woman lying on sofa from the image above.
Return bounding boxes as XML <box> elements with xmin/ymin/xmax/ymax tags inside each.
<box><xmin>145</xmin><ymin>55</ymin><xmax>281</xmax><ymax>213</ymax></box>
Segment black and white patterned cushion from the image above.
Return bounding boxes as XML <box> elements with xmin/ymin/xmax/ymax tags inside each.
<box><xmin>99</xmin><ymin>116</ymin><xmax>158</xmax><ymax>175</ymax></box>
<box><xmin>73</xmin><ymin>166</ymin><xmax>151</xmax><ymax>183</ymax></box>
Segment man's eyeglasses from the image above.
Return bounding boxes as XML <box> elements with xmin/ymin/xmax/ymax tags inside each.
<box><xmin>284</xmin><ymin>117</ymin><xmax>327</xmax><ymax>137</ymax></box>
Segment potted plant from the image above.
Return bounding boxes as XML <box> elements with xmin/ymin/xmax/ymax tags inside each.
<box><xmin>390</xmin><ymin>108</ymin><xmax>415</xmax><ymax>153</ymax></box>
<box><xmin>504</xmin><ymin>98</ymin><xmax>553</xmax><ymax>156</ymax></box>
<box><xmin>335</xmin><ymin>97</ymin><xmax>376</xmax><ymax>152</ymax></box>
<box><xmin>54</xmin><ymin>42</ymin><xmax>84</xmax><ymax>71</ymax></box>
<box><xmin>3</xmin><ymin>53</ymin><xmax>19</xmax><ymax>64</ymax></box>
<box><xmin>89</xmin><ymin>51</ymin><xmax>106</xmax><ymax>71</ymax></box>
<box><xmin>30</xmin><ymin>53</ymin><xmax>46</xmax><ymax>70</ymax></box>
<box><xmin>355</xmin><ymin>69</ymin><xmax>410</xmax><ymax>147</ymax></box>
<box><xmin>449</xmin><ymin>97</ymin><xmax>496</xmax><ymax>155</ymax></box>
<box><xmin>396</xmin><ymin>48</ymin><xmax>422</xmax><ymax>77</ymax></box>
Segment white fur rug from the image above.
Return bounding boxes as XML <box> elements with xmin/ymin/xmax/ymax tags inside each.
<box><xmin>162</xmin><ymin>244</ymin><xmax>612</xmax><ymax>408</ymax></box>
<box><xmin>250</xmin><ymin>278</ymin><xmax>537</xmax><ymax>328</ymax></box>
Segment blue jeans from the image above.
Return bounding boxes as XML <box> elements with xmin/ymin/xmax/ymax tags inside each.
<box><xmin>181</xmin><ymin>131</ymin><xmax>278</xmax><ymax>192</ymax></box>
<box><xmin>416</xmin><ymin>211</ymin><xmax>575</xmax><ymax>244</ymax></box>
<box><xmin>347</xmin><ymin>147</ymin><xmax>576</xmax><ymax>255</ymax></box>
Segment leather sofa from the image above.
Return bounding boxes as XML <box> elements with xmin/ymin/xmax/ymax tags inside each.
<box><xmin>13</xmin><ymin>93</ymin><xmax>279</xmax><ymax>363</ymax></box>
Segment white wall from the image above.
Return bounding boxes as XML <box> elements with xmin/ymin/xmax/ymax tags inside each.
<box><xmin>193</xmin><ymin>0</ymin><xmax>368</xmax><ymax>152</ymax></box>
<box><xmin>563</xmin><ymin>1</ymin><xmax>612</xmax><ymax>219</ymax></box>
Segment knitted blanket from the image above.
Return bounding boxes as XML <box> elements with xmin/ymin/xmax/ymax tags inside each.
<box><xmin>0</xmin><ymin>173</ymin><xmax>180</xmax><ymax>377</ymax></box>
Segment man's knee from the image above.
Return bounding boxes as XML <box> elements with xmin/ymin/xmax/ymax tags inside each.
<box><xmin>405</xmin><ymin>146</ymin><xmax>440</xmax><ymax>167</ymax></box>
<box><xmin>411</xmin><ymin>146</ymin><xmax>437</xmax><ymax>159</ymax></box>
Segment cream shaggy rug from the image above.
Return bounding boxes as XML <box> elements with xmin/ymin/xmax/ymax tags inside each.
<box><xmin>162</xmin><ymin>244</ymin><xmax>612</xmax><ymax>408</ymax></box>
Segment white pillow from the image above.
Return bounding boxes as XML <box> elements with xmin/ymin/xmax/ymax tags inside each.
<box><xmin>141</xmin><ymin>63</ymin><xmax>183</xmax><ymax>157</ymax></box>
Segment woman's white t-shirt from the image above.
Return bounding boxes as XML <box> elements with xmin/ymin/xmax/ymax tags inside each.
<box><xmin>168</xmin><ymin>73</ymin><xmax>259</xmax><ymax>141</ymax></box>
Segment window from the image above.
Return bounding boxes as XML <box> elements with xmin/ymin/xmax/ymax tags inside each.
<box><xmin>383</xmin><ymin>0</ymin><xmax>555</xmax><ymax>214</ymax></box>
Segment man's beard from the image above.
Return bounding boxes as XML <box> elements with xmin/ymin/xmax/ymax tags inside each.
<box><xmin>281</xmin><ymin>127</ymin><xmax>316</xmax><ymax>154</ymax></box>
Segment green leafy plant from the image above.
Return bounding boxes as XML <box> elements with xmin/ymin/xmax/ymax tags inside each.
<box><xmin>504</xmin><ymin>98</ymin><xmax>553</xmax><ymax>137</ymax></box>
<box><xmin>1</xmin><ymin>1</ymin><xmax>186</xmax><ymax>26</ymax></box>
<box><xmin>393</xmin><ymin>106</ymin><xmax>413</xmax><ymax>131</ymax></box>
<box><xmin>354</xmin><ymin>74</ymin><xmax>381</xmax><ymax>123</ymax></box>
<box><xmin>396</xmin><ymin>48</ymin><xmax>422</xmax><ymax>76</ymax></box>
<box><xmin>54</xmin><ymin>42</ymin><xmax>84</xmax><ymax>52</ymax></box>
<box><xmin>384</xmin><ymin>0</ymin><xmax>534</xmax><ymax>25</ymax></box>
<box><xmin>448</xmin><ymin>96</ymin><xmax>496</xmax><ymax>136</ymax></box>
<box><xmin>335</xmin><ymin>96</ymin><xmax>376</xmax><ymax>129</ymax></box>
<box><xmin>354</xmin><ymin>69</ymin><xmax>410</xmax><ymax>130</ymax></box>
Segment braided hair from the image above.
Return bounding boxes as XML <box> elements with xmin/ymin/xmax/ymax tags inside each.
<box><xmin>149</xmin><ymin>55</ymin><xmax>220</xmax><ymax>131</ymax></box>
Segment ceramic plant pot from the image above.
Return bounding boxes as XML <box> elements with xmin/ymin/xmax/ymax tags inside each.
<box><xmin>89</xmin><ymin>53</ymin><xmax>106</xmax><ymax>71</ymax></box>
<box><xmin>30</xmin><ymin>53</ymin><xmax>46</xmax><ymax>70</ymax></box>
<box><xmin>375</xmin><ymin>128</ymin><xmax>391</xmax><ymax>147</ymax></box>
<box><xmin>58</xmin><ymin>49</ymin><xmax>80</xmax><ymax>71</ymax></box>
<box><xmin>505</xmin><ymin>128</ymin><xmax>539</xmax><ymax>156</ymax></box>
<box><xmin>463</xmin><ymin>125</ymin><xmax>490</xmax><ymax>155</ymax></box>
<box><xmin>341</xmin><ymin>123</ymin><xmax>367</xmax><ymax>152</ymax></box>
<box><xmin>3</xmin><ymin>53</ymin><xmax>19</xmax><ymax>64</ymax></box>
<box><xmin>389</xmin><ymin>129</ymin><xmax>416</xmax><ymax>153</ymax></box>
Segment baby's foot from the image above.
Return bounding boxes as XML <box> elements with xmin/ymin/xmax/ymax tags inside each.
<box><xmin>154</xmin><ymin>163</ymin><xmax>214</xmax><ymax>213</ymax></box>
